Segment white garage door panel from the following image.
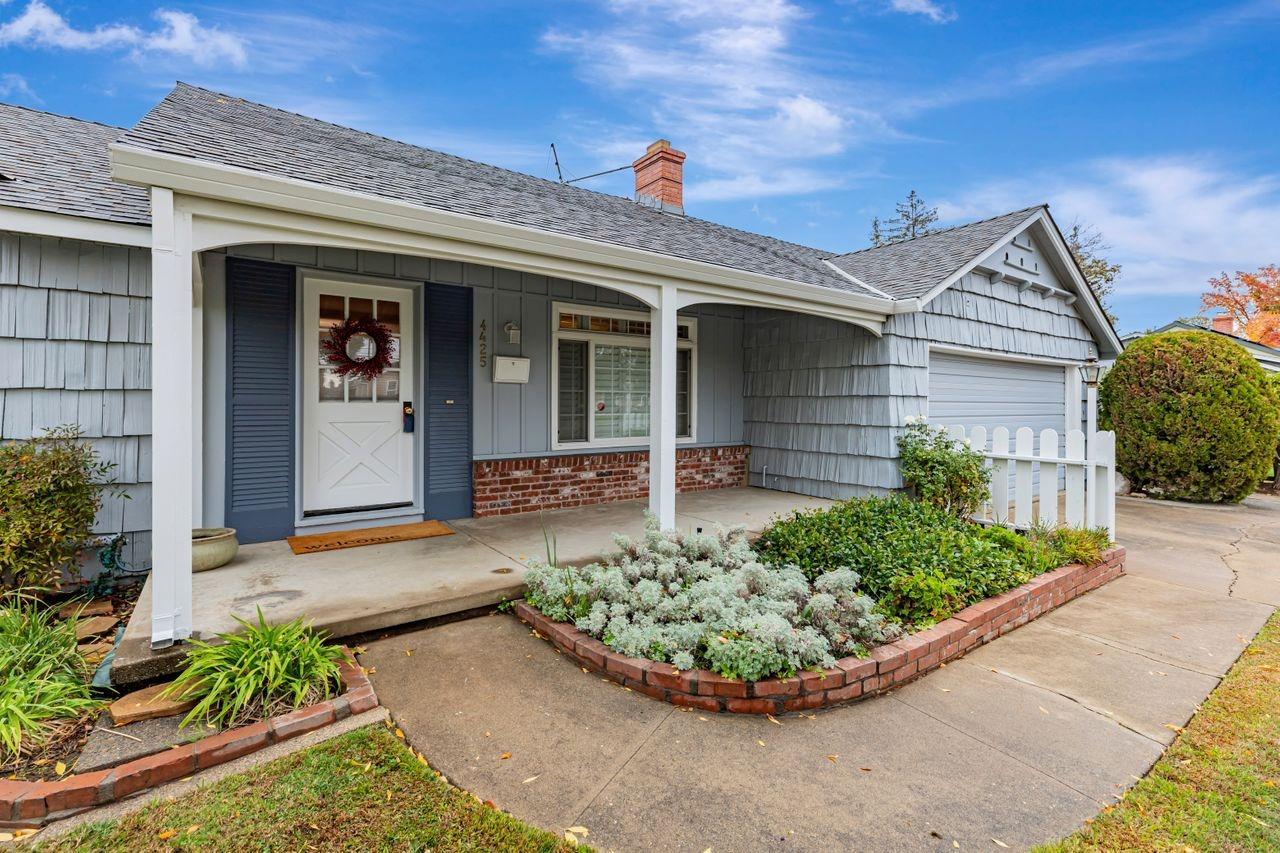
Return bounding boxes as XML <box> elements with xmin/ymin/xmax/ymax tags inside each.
<box><xmin>928</xmin><ymin>351</ymin><xmax>1067</xmax><ymax>491</ymax></box>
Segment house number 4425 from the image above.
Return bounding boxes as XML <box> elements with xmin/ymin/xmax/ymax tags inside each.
<box><xmin>477</xmin><ymin>318</ymin><xmax>488</xmax><ymax>369</ymax></box>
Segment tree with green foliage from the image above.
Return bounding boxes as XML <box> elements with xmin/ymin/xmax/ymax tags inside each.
<box><xmin>869</xmin><ymin>190</ymin><xmax>938</xmax><ymax>246</ymax></box>
<box><xmin>1065</xmin><ymin>219</ymin><xmax>1122</xmax><ymax>324</ymax></box>
<box><xmin>1100</xmin><ymin>331</ymin><xmax>1280</xmax><ymax>503</ymax></box>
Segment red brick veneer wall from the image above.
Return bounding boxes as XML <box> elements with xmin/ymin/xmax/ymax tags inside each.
<box><xmin>473</xmin><ymin>445</ymin><xmax>749</xmax><ymax>517</ymax></box>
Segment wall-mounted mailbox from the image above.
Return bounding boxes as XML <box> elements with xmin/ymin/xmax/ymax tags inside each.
<box><xmin>493</xmin><ymin>356</ymin><xmax>531</xmax><ymax>384</ymax></box>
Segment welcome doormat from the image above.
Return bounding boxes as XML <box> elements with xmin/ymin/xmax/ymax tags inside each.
<box><xmin>286</xmin><ymin>520</ymin><xmax>454</xmax><ymax>555</ymax></box>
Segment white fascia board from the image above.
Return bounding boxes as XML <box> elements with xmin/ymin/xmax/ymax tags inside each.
<box><xmin>914</xmin><ymin>209</ymin><xmax>1045</xmax><ymax>309</ymax></box>
<box><xmin>820</xmin><ymin>259</ymin><xmax>894</xmax><ymax>298</ymax></box>
<box><xmin>912</xmin><ymin>207</ymin><xmax>1123</xmax><ymax>357</ymax></box>
<box><xmin>110</xmin><ymin>144</ymin><xmax>894</xmax><ymax>321</ymax></box>
<box><xmin>0</xmin><ymin>204</ymin><xmax>150</xmax><ymax>247</ymax></box>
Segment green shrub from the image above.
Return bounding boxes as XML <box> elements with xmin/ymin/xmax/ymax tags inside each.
<box><xmin>755</xmin><ymin>496</ymin><xmax>1109</xmax><ymax>625</ymax></box>
<box><xmin>0</xmin><ymin>593</ymin><xmax>101</xmax><ymax>761</ymax></box>
<box><xmin>164</xmin><ymin>610</ymin><xmax>347</xmax><ymax>729</ymax></box>
<box><xmin>896</xmin><ymin>418</ymin><xmax>990</xmax><ymax>517</ymax></box>
<box><xmin>524</xmin><ymin>519</ymin><xmax>900</xmax><ymax>681</ymax></box>
<box><xmin>0</xmin><ymin>426</ymin><xmax>119</xmax><ymax>592</ymax></box>
<box><xmin>1099</xmin><ymin>331</ymin><xmax>1280</xmax><ymax>503</ymax></box>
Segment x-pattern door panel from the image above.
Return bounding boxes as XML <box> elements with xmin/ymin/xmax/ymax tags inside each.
<box><xmin>302</xmin><ymin>279</ymin><xmax>414</xmax><ymax>514</ymax></box>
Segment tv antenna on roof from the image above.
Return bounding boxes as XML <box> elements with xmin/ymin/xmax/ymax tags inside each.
<box><xmin>549</xmin><ymin>143</ymin><xmax>630</xmax><ymax>186</ymax></box>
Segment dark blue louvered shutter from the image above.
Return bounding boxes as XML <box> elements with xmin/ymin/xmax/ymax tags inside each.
<box><xmin>225</xmin><ymin>257</ymin><xmax>296</xmax><ymax>543</ymax></box>
<box><xmin>425</xmin><ymin>283</ymin><xmax>473</xmax><ymax>519</ymax></box>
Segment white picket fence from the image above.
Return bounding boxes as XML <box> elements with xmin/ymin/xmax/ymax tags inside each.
<box><xmin>942</xmin><ymin>425</ymin><xmax>1117</xmax><ymax>537</ymax></box>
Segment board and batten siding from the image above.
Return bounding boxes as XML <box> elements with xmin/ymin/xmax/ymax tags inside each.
<box><xmin>212</xmin><ymin>244</ymin><xmax>745</xmax><ymax>459</ymax></box>
<box><xmin>0</xmin><ymin>231</ymin><xmax>152</xmax><ymax>573</ymax></box>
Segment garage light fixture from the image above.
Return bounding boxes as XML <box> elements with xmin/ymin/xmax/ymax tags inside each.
<box><xmin>1078</xmin><ymin>357</ymin><xmax>1101</xmax><ymax>387</ymax></box>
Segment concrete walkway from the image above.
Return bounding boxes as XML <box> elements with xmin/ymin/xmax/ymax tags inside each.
<box><xmin>363</xmin><ymin>494</ymin><xmax>1279</xmax><ymax>851</ymax></box>
<box><xmin>114</xmin><ymin>487</ymin><xmax>833</xmax><ymax>685</ymax></box>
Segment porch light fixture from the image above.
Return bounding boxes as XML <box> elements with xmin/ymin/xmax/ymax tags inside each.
<box><xmin>1078</xmin><ymin>357</ymin><xmax>1101</xmax><ymax>387</ymax></box>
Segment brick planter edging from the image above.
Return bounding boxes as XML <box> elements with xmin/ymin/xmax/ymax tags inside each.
<box><xmin>0</xmin><ymin>648</ymin><xmax>378</xmax><ymax>828</ymax></box>
<box><xmin>514</xmin><ymin>547</ymin><xmax>1125</xmax><ymax>715</ymax></box>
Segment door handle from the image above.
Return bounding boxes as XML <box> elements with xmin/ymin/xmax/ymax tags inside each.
<box><xmin>402</xmin><ymin>402</ymin><xmax>415</xmax><ymax>433</ymax></box>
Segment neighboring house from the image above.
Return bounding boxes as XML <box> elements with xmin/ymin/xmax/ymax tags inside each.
<box><xmin>1122</xmin><ymin>319</ymin><xmax>1280</xmax><ymax>373</ymax></box>
<box><xmin>0</xmin><ymin>84</ymin><xmax>1121</xmax><ymax>647</ymax></box>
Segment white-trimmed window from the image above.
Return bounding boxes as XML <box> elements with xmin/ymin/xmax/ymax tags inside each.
<box><xmin>552</xmin><ymin>302</ymin><xmax>696</xmax><ymax>448</ymax></box>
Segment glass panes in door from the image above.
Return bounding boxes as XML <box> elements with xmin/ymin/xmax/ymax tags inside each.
<box><xmin>317</xmin><ymin>294</ymin><xmax>404</xmax><ymax>403</ymax></box>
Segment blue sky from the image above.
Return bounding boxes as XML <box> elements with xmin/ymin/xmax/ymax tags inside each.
<box><xmin>2</xmin><ymin>0</ymin><xmax>1278</xmax><ymax>333</ymax></box>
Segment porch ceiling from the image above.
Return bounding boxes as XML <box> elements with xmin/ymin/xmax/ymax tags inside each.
<box><xmin>111</xmin><ymin>487</ymin><xmax>836</xmax><ymax>687</ymax></box>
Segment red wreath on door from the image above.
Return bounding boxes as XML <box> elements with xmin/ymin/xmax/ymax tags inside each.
<box><xmin>321</xmin><ymin>317</ymin><xmax>395</xmax><ymax>382</ymax></box>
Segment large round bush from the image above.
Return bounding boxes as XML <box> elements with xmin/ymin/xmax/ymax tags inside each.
<box><xmin>1100</xmin><ymin>331</ymin><xmax>1280</xmax><ymax>503</ymax></box>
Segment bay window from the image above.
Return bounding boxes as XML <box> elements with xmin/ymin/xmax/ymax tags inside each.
<box><xmin>552</xmin><ymin>303</ymin><xmax>695</xmax><ymax>448</ymax></box>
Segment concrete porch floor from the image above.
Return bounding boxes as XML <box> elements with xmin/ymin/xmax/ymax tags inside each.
<box><xmin>112</xmin><ymin>487</ymin><xmax>834</xmax><ymax>685</ymax></box>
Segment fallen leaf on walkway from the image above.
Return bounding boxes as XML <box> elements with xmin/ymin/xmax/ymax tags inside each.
<box><xmin>1171</xmin><ymin>634</ymin><xmax>1181</xmax><ymax>640</ymax></box>
<box><xmin>581</xmin><ymin>667</ymin><xmax>588</xmax><ymax>673</ymax></box>
<box><xmin>500</xmin><ymin>751</ymin><xmax>512</xmax><ymax>760</ymax></box>
<box><xmin>1038</xmin><ymin>706</ymin><xmax>1049</xmax><ymax>715</ymax></box>
<box><xmin>567</xmin><ymin>826</ymin><xmax>590</xmax><ymax>836</ymax></box>
<box><xmin>698</xmin><ymin>716</ymin><xmax>709</xmax><ymax>721</ymax></box>
<box><xmin>485</xmin><ymin>731</ymin><xmax>492</xmax><ymax>737</ymax></box>
<box><xmin>757</xmin><ymin>740</ymin><xmax>766</xmax><ymax>747</ymax></box>
<box><xmin>860</xmin><ymin>767</ymin><xmax>872</xmax><ymax>772</ymax></box>
<box><xmin>825</xmin><ymin>754</ymin><xmax>838</xmax><ymax>763</ymax></box>
<box><xmin>993</xmin><ymin>839</ymin><xmax>1009</xmax><ymax>848</ymax></box>
<box><xmin>353</xmin><ymin>646</ymin><xmax>366</xmax><ymax>654</ymax></box>
<box><xmin>938</xmin><ymin>688</ymin><xmax>950</xmax><ymax>693</ymax></box>
<box><xmin>953</xmin><ymin>842</ymin><xmax>959</xmax><ymax>848</ymax></box>
<box><xmin>1165</xmin><ymin>723</ymin><xmax>1184</xmax><ymax>733</ymax></box>
<box><xmin>522</xmin><ymin>775</ymin><xmax>540</xmax><ymax>784</ymax></box>
<box><xmin>767</xmin><ymin>714</ymin><xmax>782</xmax><ymax>726</ymax></box>
<box><xmin>405</xmin><ymin>649</ymin><xmax>413</xmax><ymax>657</ymax></box>
<box><xmin>564</xmin><ymin>831</ymin><xmax>578</xmax><ymax>846</ymax></box>
<box><xmin>395</xmin><ymin>728</ymin><xmax>404</xmax><ymax>739</ymax></box>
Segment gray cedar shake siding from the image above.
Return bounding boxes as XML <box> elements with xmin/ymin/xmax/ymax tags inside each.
<box><xmin>0</xmin><ymin>232</ymin><xmax>153</xmax><ymax>572</ymax></box>
<box><xmin>744</xmin><ymin>228</ymin><xmax>1098</xmax><ymax>499</ymax></box>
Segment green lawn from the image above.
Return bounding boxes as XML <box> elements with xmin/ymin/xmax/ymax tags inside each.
<box><xmin>1039</xmin><ymin>611</ymin><xmax>1280</xmax><ymax>852</ymax></box>
<box><xmin>39</xmin><ymin>724</ymin><xmax>577</xmax><ymax>852</ymax></box>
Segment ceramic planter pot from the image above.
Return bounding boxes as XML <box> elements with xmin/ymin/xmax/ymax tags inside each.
<box><xmin>192</xmin><ymin>527</ymin><xmax>239</xmax><ymax>572</ymax></box>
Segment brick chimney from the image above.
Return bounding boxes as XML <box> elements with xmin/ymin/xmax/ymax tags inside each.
<box><xmin>633</xmin><ymin>139</ymin><xmax>686</xmax><ymax>213</ymax></box>
<box><xmin>1211</xmin><ymin>315</ymin><xmax>1237</xmax><ymax>335</ymax></box>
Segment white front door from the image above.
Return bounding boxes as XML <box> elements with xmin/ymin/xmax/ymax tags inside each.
<box><xmin>302</xmin><ymin>279</ymin><xmax>415</xmax><ymax>514</ymax></box>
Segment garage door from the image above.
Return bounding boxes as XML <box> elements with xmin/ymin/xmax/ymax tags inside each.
<box><xmin>927</xmin><ymin>350</ymin><xmax>1068</xmax><ymax>491</ymax></box>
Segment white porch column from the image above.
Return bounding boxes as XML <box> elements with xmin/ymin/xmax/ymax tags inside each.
<box><xmin>150</xmin><ymin>187</ymin><xmax>195</xmax><ymax>649</ymax></box>
<box><xmin>648</xmin><ymin>284</ymin><xmax>678</xmax><ymax>530</ymax></box>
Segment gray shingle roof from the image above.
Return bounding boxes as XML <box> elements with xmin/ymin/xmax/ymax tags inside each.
<box><xmin>0</xmin><ymin>102</ymin><xmax>150</xmax><ymax>226</ymax></box>
<box><xmin>118</xmin><ymin>83</ymin><xmax>888</xmax><ymax>296</ymax></box>
<box><xmin>828</xmin><ymin>206</ymin><xmax>1043</xmax><ymax>299</ymax></box>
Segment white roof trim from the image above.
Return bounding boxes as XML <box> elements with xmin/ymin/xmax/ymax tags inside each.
<box><xmin>0</xmin><ymin>204</ymin><xmax>150</xmax><ymax>247</ymax></box>
<box><xmin>913</xmin><ymin>207</ymin><xmax>1123</xmax><ymax>356</ymax></box>
<box><xmin>821</xmin><ymin>259</ymin><xmax>894</xmax><ymax>298</ymax></box>
<box><xmin>109</xmin><ymin>143</ymin><xmax>895</xmax><ymax>320</ymax></box>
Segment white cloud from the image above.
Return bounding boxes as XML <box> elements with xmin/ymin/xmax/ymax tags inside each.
<box><xmin>0</xmin><ymin>1</ymin><xmax>247</xmax><ymax>68</ymax></box>
<box><xmin>542</xmin><ymin>0</ymin><xmax>888</xmax><ymax>201</ymax></box>
<box><xmin>887</xmin><ymin>0</ymin><xmax>956</xmax><ymax>24</ymax></box>
<box><xmin>0</xmin><ymin>71</ymin><xmax>37</xmax><ymax>102</ymax></box>
<box><xmin>143</xmin><ymin>10</ymin><xmax>246</xmax><ymax>69</ymax></box>
<box><xmin>938</xmin><ymin>157</ymin><xmax>1280</xmax><ymax>297</ymax></box>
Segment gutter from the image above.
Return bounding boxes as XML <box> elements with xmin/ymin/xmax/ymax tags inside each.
<box><xmin>109</xmin><ymin>144</ymin><xmax>896</xmax><ymax>323</ymax></box>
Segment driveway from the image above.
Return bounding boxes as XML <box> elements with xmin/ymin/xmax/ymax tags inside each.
<box><xmin>362</xmin><ymin>494</ymin><xmax>1279</xmax><ymax>851</ymax></box>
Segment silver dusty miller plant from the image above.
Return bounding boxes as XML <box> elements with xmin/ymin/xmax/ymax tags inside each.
<box><xmin>524</xmin><ymin>516</ymin><xmax>900</xmax><ymax>682</ymax></box>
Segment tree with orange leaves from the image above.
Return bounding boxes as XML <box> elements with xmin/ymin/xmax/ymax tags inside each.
<box><xmin>1201</xmin><ymin>265</ymin><xmax>1280</xmax><ymax>348</ymax></box>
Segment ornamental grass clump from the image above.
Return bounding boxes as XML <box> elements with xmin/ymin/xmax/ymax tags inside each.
<box><xmin>164</xmin><ymin>609</ymin><xmax>347</xmax><ymax>729</ymax></box>
<box><xmin>0</xmin><ymin>593</ymin><xmax>101</xmax><ymax>762</ymax></box>
<box><xmin>524</xmin><ymin>519</ymin><xmax>899</xmax><ymax>682</ymax></box>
